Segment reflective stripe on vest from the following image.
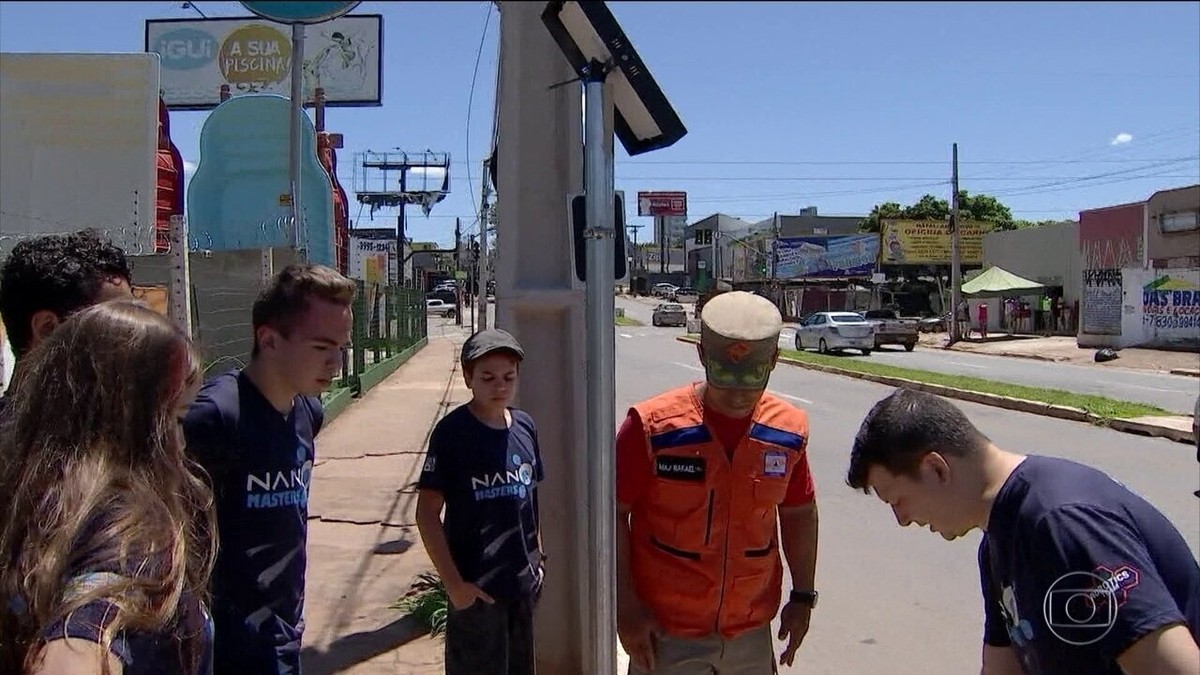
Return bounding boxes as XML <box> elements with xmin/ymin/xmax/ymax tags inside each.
<box><xmin>629</xmin><ymin>384</ymin><xmax>808</xmax><ymax>639</ymax></box>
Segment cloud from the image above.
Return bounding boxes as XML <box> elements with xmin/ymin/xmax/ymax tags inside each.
<box><xmin>1110</xmin><ymin>132</ymin><xmax>1133</xmax><ymax>146</ymax></box>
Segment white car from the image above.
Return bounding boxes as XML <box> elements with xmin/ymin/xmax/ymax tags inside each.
<box><xmin>794</xmin><ymin>311</ymin><xmax>876</xmax><ymax>355</ymax></box>
<box><xmin>426</xmin><ymin>299</ymin><xmax>456</xmax><ymax>318</ymax></box>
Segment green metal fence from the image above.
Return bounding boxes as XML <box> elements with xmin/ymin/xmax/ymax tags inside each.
<box><xmin>330</xmin><ymin>282</ymin><xmax>428</xmax><ymax>405</ymax></box>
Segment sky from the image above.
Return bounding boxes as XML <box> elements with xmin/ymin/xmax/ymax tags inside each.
<box><xmin>1</xmin><ymin>1</ymin><xmax>1198</xmax><ymax>249</ymax></box>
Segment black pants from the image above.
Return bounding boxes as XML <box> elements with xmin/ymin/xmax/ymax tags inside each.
<box><xmin>445</xmin><ymin>595</ymin><xmax>536</xmax><ymax>675</ymax></box>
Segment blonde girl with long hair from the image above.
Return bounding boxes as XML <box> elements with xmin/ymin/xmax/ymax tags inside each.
<box><xmin>0</xmin><ymin>301</ymin><xmax>217</xmax><ymax>675</ymax></box>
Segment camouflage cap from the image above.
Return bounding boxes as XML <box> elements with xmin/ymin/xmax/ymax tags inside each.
<box><xmin>699</xmin><ymin>291</ymin><xmax>782</xmax><ymax>390</ymax></box>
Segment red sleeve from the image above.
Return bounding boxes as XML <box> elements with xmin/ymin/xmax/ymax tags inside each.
<box><xmin>781</xmin><ymin>444</ymin><xmax>816</xmax><ymax>507</ymax></box>
<box><xmin>616</xmin><ymin>411</ymin><xmax>652</xmax><ymax>507</ymax></box>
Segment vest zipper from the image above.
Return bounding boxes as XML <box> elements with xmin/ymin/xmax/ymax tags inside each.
<box><xmin>713</xmin><ymin>493</ymin><xmax>732</xmax><ymax>635</ymax></box>
<box><xmin>703</xmin><ymin>489</ymin><xmax>715</xmax><ymax>546</ymax></box>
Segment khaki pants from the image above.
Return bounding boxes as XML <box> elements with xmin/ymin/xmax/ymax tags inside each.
<box><xmin>629</xmin><ymin>624</ymin><xmax>777</xmax><ymax>675</ymax></box>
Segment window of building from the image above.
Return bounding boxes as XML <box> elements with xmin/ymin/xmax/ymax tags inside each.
<box><xmin>1159</xmin><ymin>210</ymin><xmax>1199</xmax><ymax>233</ymax></box>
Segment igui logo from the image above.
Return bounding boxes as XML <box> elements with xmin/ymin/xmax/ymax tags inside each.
<box><xmin>470</xmin><ymin>453</ymin><xmax>535</xmax><ymax>501</ymax></box>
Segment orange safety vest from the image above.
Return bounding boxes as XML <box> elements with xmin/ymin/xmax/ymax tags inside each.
<box><xmin>628</xmin><ymin>384</ymin><xmax>810</xmax><ymax>640</ymax></box>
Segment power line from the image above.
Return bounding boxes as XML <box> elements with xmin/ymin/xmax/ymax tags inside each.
<box><xmin>464</xmin><ymin>3</ymin><xmax>495</xmax><ymax>227</ymax></box>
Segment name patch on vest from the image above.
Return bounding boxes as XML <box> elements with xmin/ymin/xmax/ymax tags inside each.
<box><xmin>655</xmin><ymin>456</ymin><xmax>706</xmax><ymax>482</ymax></box>
<box><xmin>763</xmin><ymin>450</ymin><xmax>788</xmax><ymax>477</ymax></box>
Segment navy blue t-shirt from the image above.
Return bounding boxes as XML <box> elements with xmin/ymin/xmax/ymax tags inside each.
<box><xmin>417</xmin><ymin>405</ymin><xmax>544</xmax><ymax>602</ymax></box>
<box><xmin>40</xmin><ymin>573</ymin><xmax>214</xmax><ymax>675</ymax></box>
<box><xmin>980</xmin><ymin>455</ymin><xmax>1200</xmax><ymax>674</ymax></box>
<box><xmin>183</xmin><ymin>369</ymin><xmax>322</xmax><ymax>675</ymax></box>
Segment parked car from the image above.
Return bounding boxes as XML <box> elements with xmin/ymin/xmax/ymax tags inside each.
<box><xmin>863</xmin><ymin>308</ymin><xmax>919</xmax><ymax>351</ymax></box>
<box><xmin>652</xmin><ymin>283</ymin><xmax>678</xmax><ymax>298</ymax></box>
<box><xmin>426</xmin><ymin>299</ymin><xmax>456</xmax><ymax>318</ymax></box>
<box><xmin>794</xmin><ymin>311</ymin><xmax>875</xmax><ymax>355</ymax></box>
<box><xmin>652</xmin><ymin>303</ymin><xmax>688</xmax><ymax>327</ymax></box>
<box><xmin>673</xmin><ymin>287</ymin><xmax>699</xmax><ymax>303</ymax></box>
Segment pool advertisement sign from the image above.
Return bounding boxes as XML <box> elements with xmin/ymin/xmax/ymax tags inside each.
<box><xmin>145</xmin><ymin>14</ymin><xmax>382</xmax><ymax>110</ymax></box>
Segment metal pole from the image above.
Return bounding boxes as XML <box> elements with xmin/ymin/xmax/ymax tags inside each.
<box><xmin>168</xmin><ymin>215</ymin><xmax>192</xmax><ymax>337</ymax></box>
<box><xmin>288</xmin><ymin>23</ymin><xmax>306</xmax><ymax>258</ymax></box>
<box><xmin>454</xmin><ymin>217</ymin><xmax>464</xmax><ymax>326</ymax></box>
<box><xmin>478</xmin><ymin>159</ymin><xmax>492</xmax><ymax>330</ymax></box>
<box><xmin>950</xmin><ymin>142</ymin><xmax>963</xmax><ymax>344</ymax></box>
<box><xmin>582</xmin><ymin>69</ymin><xmax>616</xmax><ymax>675</ymax></box>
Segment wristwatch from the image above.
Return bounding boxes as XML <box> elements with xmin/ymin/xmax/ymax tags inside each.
<box><xmin>789</xmin><ymin>589</ymin><xmax>819</xmax><ymax>608</ymax></box>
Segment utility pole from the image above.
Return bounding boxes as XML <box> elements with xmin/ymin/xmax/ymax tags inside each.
<box><xmin>770</xmin><ymin>211</ymin><xmax>781</xmax><ymax>301</ymax></box>
<box><xmin>469</xmin><ymin>234</ymin><xmax>477</xmax><ymax>334</ymax></box>
<box><xmin>478</xmin><ymin>158</ymin><xmax>492</xmax><ymax>330</ymax></box>
<box><xmin>626</xmin><ymin>223</ymin><xmax>642</xmax><ymax>269</ymax></box>
<box><xmin>658</xmin><ymin>216</ymin><xmax>667</xmax><ymax>273</ymax></box>
<box><xmin>454</xmin><ymin>218</ymin><xmax>463</xmax><ymax>325</ymax></box>
<box><xmin>949</xmin><ymin>142</ymin><xmax>963</xmax><ymax>344</ymax></box>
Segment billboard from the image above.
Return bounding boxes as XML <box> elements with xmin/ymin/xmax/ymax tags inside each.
<box><xmin>880</xmin><ymin>220</ymin><xmax>989</xmax><ymax>265</ymax></box>
<box><xmin>0</xmin><ymin>53</ymin><xmax>160</xmax><ymax>258</ymax></box>
<box><xmin>637</xmin><ymin>191</ymin><xmax>687</xmax><ymax>217</ymax></box>
<box><xmin>145</xmin><ymin>15</ymin><xmax>382</xmax><ymax>110</ymax></box>
<box><xmin>775</xmin><ymin>234</ymin><xmax>880</xmax><ymax>279</ymax></box>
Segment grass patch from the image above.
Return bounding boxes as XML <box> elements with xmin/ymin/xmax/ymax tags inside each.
<box><xmin>616</xmin><ymin>315</ymin><xmax>645</xmax><ymax>326</ymax></box>
<box><xmin>392</xmin><ymin>572</ymin><xmax>449</xmax><ymax>638</ymax></box>
<box><xmin>776</xmin><ymin>347</ymin><xmax>1168</xmax><ymax>421</ymax></box>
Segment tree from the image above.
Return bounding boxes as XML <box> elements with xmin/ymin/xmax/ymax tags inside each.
<box><xmin>858</xmin><ymin>191</ymin><xmax>1016</xmax><ymax>232</ymax></box>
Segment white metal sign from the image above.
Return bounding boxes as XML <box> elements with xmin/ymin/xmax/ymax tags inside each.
<box><xmin>0</xmin><ymin>53</ymin><xmax>160</xmax><ymax>257</ymax></box>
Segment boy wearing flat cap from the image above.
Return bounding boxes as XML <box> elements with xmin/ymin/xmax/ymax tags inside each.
<box><xmin>616</xmin><ymin>291</ymin><xmax>820</xmax><ymax>674</ymax></box>
<box><xmin>416</xmin><ymin>329</ymin><xmax>546</xmax><ymax>675</ymax></box>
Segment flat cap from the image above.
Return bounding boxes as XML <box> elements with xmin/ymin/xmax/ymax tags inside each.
<box><xmin>698</xmin><ymin>291</ymin><xmax>782</xmax><ymax>389</ymax></box>
<box><xmin>461</xmin><ymin>328</ymin><xmax>525</xmax><ymax>364</ymax></box>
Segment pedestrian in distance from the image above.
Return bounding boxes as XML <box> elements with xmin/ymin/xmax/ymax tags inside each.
<box><xmin>616</xmin><ymin>290</ymin><xmax>820</xmax><ymax>674</ymax></box>
<box><xmin>0</xmin><ymin>301</ymin><xmax>215</xmax><ymax>675</ymax></box>
<box><xmin>0</xmin><ymin>229</ymin><xmax>133</xmax><ymax>411</ymax></box>
<box><xmin>847</xmin><ymin>387</ymin><xmax>1200</xmax><ymax>675</ymax></box>
<box><xmin>416</xmin><ymin>328</ymin><xmax>546</xmax><ymax>675</ymax></box>
<box><xmin>182</xmin><ymin>263</ymin><xmax>356</xmax><ymax>675</ymax></box>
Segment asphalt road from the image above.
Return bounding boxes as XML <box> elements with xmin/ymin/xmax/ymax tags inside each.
<box><xmin>614</xmin><ymin>299</ymin><xmax>1199</xmax><ymax>675</ymax></box>
<box><xmin>621</xmin><ymin>297</ymin><xmax>1197</xmax><ymax>414</ymax></box>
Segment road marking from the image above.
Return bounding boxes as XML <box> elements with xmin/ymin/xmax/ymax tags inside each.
<box><xmin>943</xmin><ymin>360</ymin><xmax>989</xmax><ymax>369</ymax></box>
<box><xmin>1121</xmin><ymin>383</ymin><xmax>1182</xmax><ymax>393</ymax></box>
<box><xmin>772</xmin><ymin>391</ymin><xmax>812</xmax><ymax>404</ymax></box>
<box><xmin>619</xmin><ymin>333</ymin><xmax>634</xmax><ymax>339</ymax></box>
<box><xmin>671</xmin><ymin>361</ymin><xmax>705</xmax><ymax>372</ymax></box>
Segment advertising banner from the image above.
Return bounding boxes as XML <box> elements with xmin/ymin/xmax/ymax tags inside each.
<box><xmin>637</xmin><ymin>191</ymin><xmax>687</xmax><ymax>217</ymax></box>
<box><xmin>145</xmin><ymin>15</ymin><xmax>382</xmax><ymax>110</ymax></box>
<box><xmin>775</xmin><ymin>234</ymin><xmax>880</xmax><ymax>279</ymax></box>
<box><xmin>880</xmin><ymin>219</ymin><xmax>989</xmax><ymax>265</ymax></box>
<box><xmin>348</xmin><ymin>232</ymin><xmax>397</xmax><ymax>284</ymax></box>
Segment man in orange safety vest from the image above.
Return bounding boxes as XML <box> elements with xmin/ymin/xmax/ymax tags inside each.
<box><xmin>616</xmin><ymin>291</ymin><xmax>820</xmax><ymax>674</ymax></box>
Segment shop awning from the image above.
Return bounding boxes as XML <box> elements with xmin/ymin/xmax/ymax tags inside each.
<box><xmin>961</xmin><ymin>266</ymin><xmax>1045</xmax><ymax>297</ymax></box>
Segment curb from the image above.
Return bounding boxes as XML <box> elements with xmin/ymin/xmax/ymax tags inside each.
<box><xmin>675</xmin><ymin>336</ymin><xmax>1195</xmax><ymax>445</ymax></box>
<box><xmin>1170</xmin><ymin>368</ymin><xmax>1200</xmax><ymax>378</ymax></box>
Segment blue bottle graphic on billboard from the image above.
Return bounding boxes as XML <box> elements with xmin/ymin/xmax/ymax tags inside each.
<box><xmin>186</xmin><ymin>94</ymin><xmax>334</xmax><ymax>265</ymax></box>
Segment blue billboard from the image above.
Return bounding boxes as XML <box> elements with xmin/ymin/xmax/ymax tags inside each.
<box><xmin>775</xmin><ymin>234</ymin><xmax>880</xmax><ymax>279</ymax></box>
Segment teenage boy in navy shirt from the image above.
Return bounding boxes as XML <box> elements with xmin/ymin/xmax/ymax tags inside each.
<box><xmin>847</xmin><ymin>388</ymin><xmax>1199</xmax><ymax>675</ymax></box>
<box><xmin>183</xmin><ymin>264</ymin><xmax>355</xmax><ymax>674</ymax></box>
<box><xmin>416</xmin><ymin>328</ymin><xmax>546</xmax><ymax>675</ymax></box>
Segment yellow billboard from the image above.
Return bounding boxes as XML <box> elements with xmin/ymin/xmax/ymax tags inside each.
<box><xmin>880</xmin><ymin>220</ymin><xmax>990</xmax><ymax>265</ymax></box>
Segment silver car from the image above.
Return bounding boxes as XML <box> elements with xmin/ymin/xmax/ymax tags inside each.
<box><xmin>652</xmin><ymin>303</ymin><xmax>688</xmax><ymax>327</ymax></box>
<box><xmin>794</xmin><ymin>311</ymin><xmax>876</xmax><ymax>355</ymax></box>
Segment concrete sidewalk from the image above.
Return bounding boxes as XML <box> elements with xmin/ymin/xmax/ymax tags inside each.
<box><xmin>301</xmin><ymin>325</ymin><xmax>472</xmax><ymax>674</ymax></box>
<box><xmin>917</xmin><ymin>332</ymin><xmax>1200</xmax><ymax>374</ymax></box>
